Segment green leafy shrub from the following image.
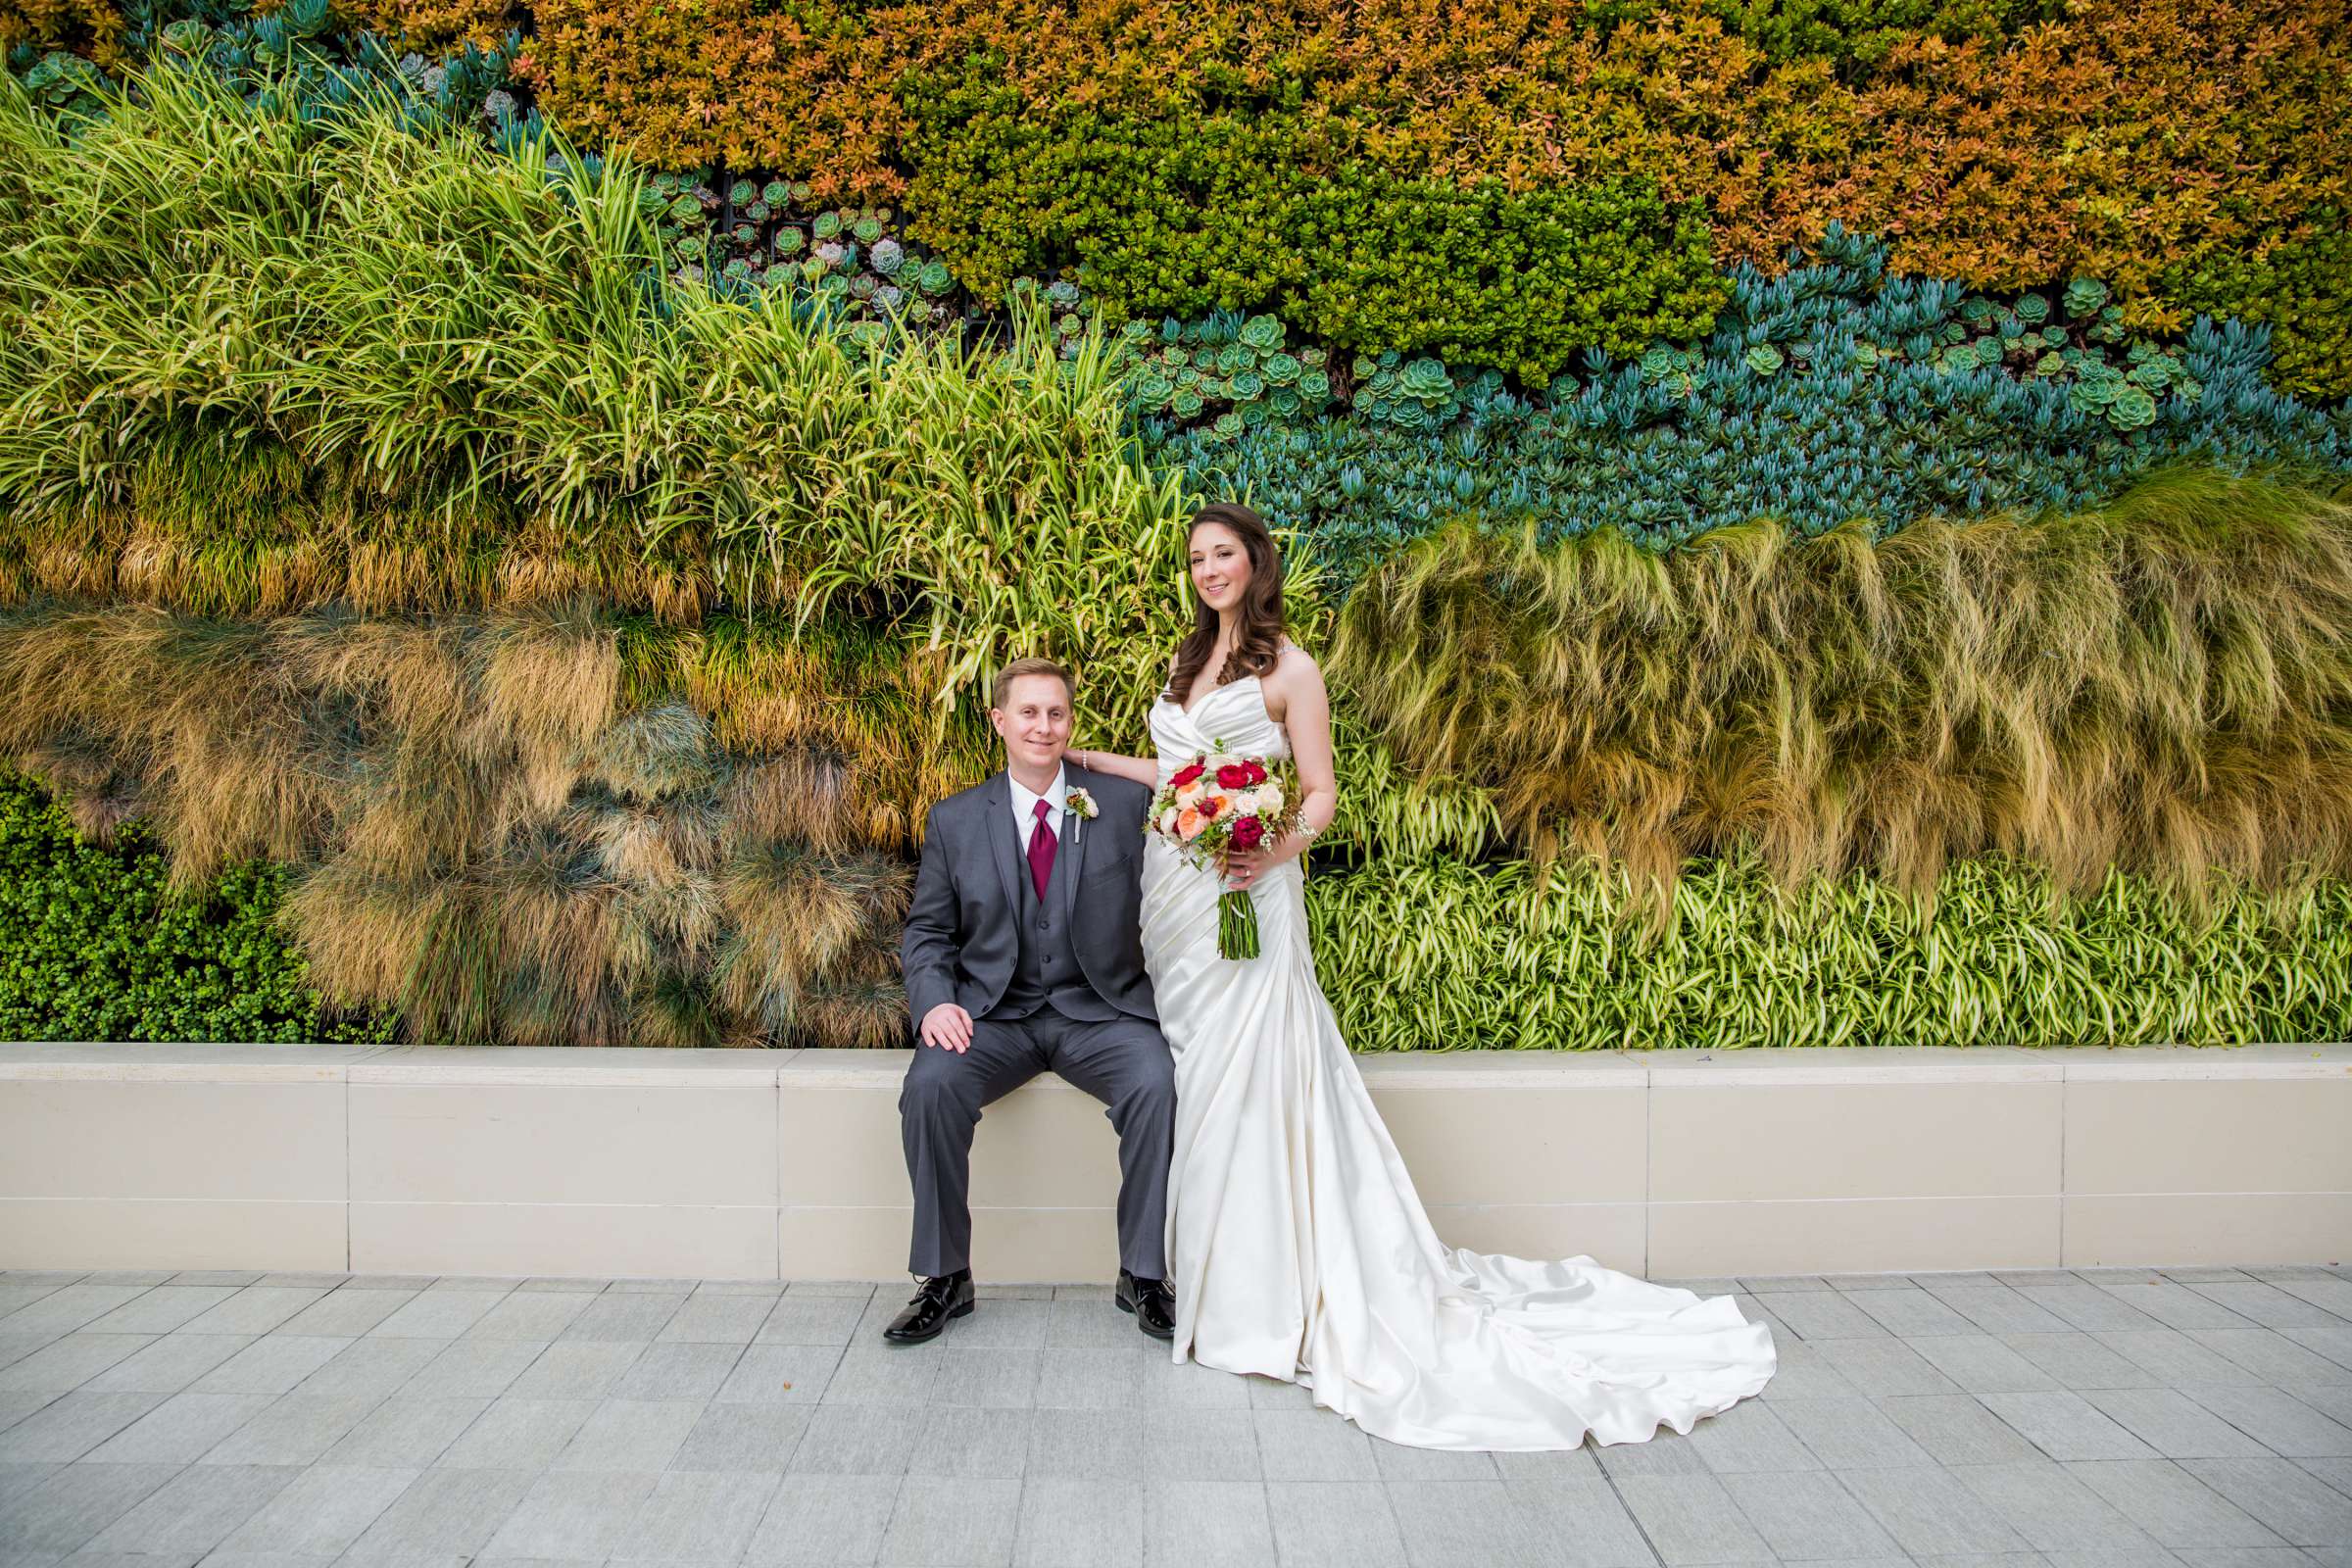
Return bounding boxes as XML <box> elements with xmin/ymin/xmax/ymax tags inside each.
<box><xmin>1307</xmin><ymin>852</ymin><xmax>2352</xmax><ymax>1050</ymax></box>
<box><xmin>0</xmin><ymin>768</ymin><xmax>393</xmax><ymax>1042</ymax></box>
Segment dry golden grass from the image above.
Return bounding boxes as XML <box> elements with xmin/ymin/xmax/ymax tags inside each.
<box><xmin>1332</xmin><ymin>468</ymin><xmax>2352</xmax><ymax>912</ymax></box>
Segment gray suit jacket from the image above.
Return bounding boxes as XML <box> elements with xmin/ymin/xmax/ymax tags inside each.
<box><xmin>900</xmin><ymin>763</ymin><xmax>1159</xmax><ymax>1027</ymax></box>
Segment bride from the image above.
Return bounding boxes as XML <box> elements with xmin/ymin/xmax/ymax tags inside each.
<box><xmin>1066</xmin><ymin>501</ymin><xmax>1778</xmax><ymax>1451</ymax></box>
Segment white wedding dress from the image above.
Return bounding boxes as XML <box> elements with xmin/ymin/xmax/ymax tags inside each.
<box><xmin>1138</xmin><ymin>667</ymin><xmax>1778</xmax><ymax>1450</ymax></box>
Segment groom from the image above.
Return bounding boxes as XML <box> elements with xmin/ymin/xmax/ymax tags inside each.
<box><xmin>889</xmin><ymin>656</ymin><xmax>1178</xmax><ymax>1344</ymax></box>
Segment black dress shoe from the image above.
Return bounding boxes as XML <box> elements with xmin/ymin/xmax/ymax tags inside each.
<box><xmin>882</xmin><ymin>1269</ymin><xmax>974</xmax><ymax>1344</ymax></box>
<box><xmin>1115</xmin><ymin>1268</ymin><xmax>1176</xmax><ymax>1340</ymax></box>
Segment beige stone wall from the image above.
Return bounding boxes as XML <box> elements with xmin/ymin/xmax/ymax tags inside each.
<box><xmin>2</xmin><ymin>1045</ymin><xmax>2346</xmax><ymax>1279</ymax></box>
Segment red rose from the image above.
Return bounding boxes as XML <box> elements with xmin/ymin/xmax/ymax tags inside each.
<box><xmin>1230</xmin><ymin>816</ymin><xmax>1264</xmax><ymax>850</ymax></box>
<box><xmin>1215</xmin><ymin>763</ymin><xmax>1251</xmax><ymax>789</ymax></box>
<box><xmin>1242</xmin><ymin>760</ymin><xmax>1267</xmax><ymax>785</ymax></box>
<box><xmin>1170</xmin><ymin>760</ymin><xmax>1206</xmax><ymax>788</ymax></box>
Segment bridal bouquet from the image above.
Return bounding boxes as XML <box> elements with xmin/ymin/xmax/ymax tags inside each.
<box><xmin>1146</xmin><ymin>741</ymin><xmax>1304</xmax><ymax>960</ymax></box>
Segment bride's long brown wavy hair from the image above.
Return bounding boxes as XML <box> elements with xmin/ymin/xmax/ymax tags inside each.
<box><xmin>1162</xmin><ymin>503</ymin><xmax>1289</xmax><ymax>708</ymax></box>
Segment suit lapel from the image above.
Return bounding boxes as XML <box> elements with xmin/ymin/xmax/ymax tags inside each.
<box><xmin>1058</xmin><ymin>763</ymin><xmax>1093</xmax><ymax>922</ymax></box>
<box><xmin>983</xmin><ymin>772</ymin><xmax>1022</xmax><ymax>914</ymax></box>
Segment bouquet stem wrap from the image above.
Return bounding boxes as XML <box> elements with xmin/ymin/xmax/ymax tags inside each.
<box><xmin>1217</xmin><ymin>888</ymin><xmax>1261</xmax><ymax>960</ymax></box>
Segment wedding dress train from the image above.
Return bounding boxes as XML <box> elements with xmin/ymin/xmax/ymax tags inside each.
<box><xmin>1138</xmin><ymin>671</ymin><xmax>1777</xmax><ymax>1449</ymax></box>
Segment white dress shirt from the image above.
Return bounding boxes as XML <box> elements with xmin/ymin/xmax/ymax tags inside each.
<box><xmin>1008</xmin><ymin>763</ymin><xmax>1067</xmax><ymax>853</ymax></box>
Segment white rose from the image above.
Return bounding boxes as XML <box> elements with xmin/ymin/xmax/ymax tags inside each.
<box><xmin>1255</xmin><ymin>781</ymin><xmax>1285</xmax><ymax>813</ymax></box>
<box><xmin>1231</xmin><ymin>790</ymin><xmax>1259</xmax><ymax>817</ymax></box>
<box><xmin>1157</xmin><ymin>808</ymin><xmax>1179</xmax><ymax>835</ymax></box>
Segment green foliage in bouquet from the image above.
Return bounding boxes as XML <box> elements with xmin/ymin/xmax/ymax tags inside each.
<box><xmin>0</xmin><ymin>767</ymin><xmax>393</xmax><ymax>1042</ymax></box>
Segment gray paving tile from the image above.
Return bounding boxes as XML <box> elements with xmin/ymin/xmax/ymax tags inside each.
<box><xmin>0</xmin><ymin>1333</ymin><xmax>64</xmax><ymax>1375</ymax></box>
<box><xmin>1924</xmin><ymin>1284</ymin><xmax>2079</xmax><ymax>1336</ymax></box>
<box><xmin>2180</xmin><ymin>1456</ymin><xmax>2352</xmax><ymax>1547</ymax></box>
<box><xmin>2015</xmin><ymin>1284</ymin><xmax>2170</xmax><ymax>1334</ymax></box>
<box><xmin>282</xmin><ymin>1337</ymin><xmax>441</xmax><ymax>1401</ymax></box>
<box><xmin>2191</xmin><ymin>1329</ymin><xmax>2352</xmax><ymax>1388</ymax></box>
<box><xmin>1685</xmin><ymin>1394</ymin><xmax>1821</xmax><ymax>1472</ymax></box>
<box><xmin>753</xmin><ymin>1294</ymin><xmax>867</xmax><ymax>1348</ymax></box>
<box><xmin>179</xmin><ymin>1289</ymin><xmax>330</xmax><ymax>1338</ymax></box>
<box><xmin>1876</xmin><ymin>1394</ymin><xmax>2045</xmax><ymax>1465</ymax></box>
<box><xmin>1910</xmin><ymin>1334</ymin><xmax>2069</xmax><ymax>1394</ymax></box>
<box><xmin>1264</xmin><ymin>1480</ymin><xmax>1405</xmax><ymax>1568</ymax></box>
<box><xmin>1026</xmin><ymin>1406</ymin><xmax>1147</xmax><ymax>1480</ymax></box>
<box><xmin>0</xmin><ymin>1395</ymin><xmax>163</xmax><ymax>1463</ymax></box>
<box><xmin>744</xmin><ymin>1471</ymin><xmax>897</xmax><ymax>1564</ymax></box>
<box><xmin>912</xmin><ymin>1404</ymin><xmax>1031</xmax><ymax>1479</ymax></box>
<box><xmin>1033</xmin><ymin>1347</ymin><xmax>1147</xmax><ymax>1409</ymax></box>
<box><xmin>314</xmin><ymin>1395</ymin><xmax>490</xmax><ymax>1467</ymax></box>
<box><xmin>270</xmin><ymin>1289</ymin><xmax>418</xmax><ymax>1339</ymax></box>
<box><xmin>2085</xmin><ymin>1387</ymin><xmax>2276</xmax><ymax>1457</ymax></box>
<box><xmin>0</xmin><ymin>1391</ymin><xmax>58</xmax><ymax>1434</ymax></box>
<box><xmin>1946</xmin><ymin>1457</ymin><xmax>2165</xmax><ymax>1550</ymax></box>
<box><xmin>1138</xmin><ymin>1479</ymin><xmax>1275</xmax><ymax>1568</ymax></box>
<box><xmin>0</xmin><ymin>1337</ymin><xmax>156</xmax><ymax>1396</ymax></box>
<box><xmin>1752</xmin><ymin>1338</ymin><xmax>1860</xmax><ymax>1401</ymax></box>
<box><xmin>1815</xmin><ymin>1337</ymin><xmax>1967</xmax><ymax>1396</ymax></box>
<box><xmin>2103</xmin><ymin>1329</ymin><xmax>2275</xmax><ymax>1388</ymax></box>
<box><xmin>879</xmin><ymin>1473</ymin><xmax>1018</xmax><ymax>1565</ymax></box>
<box><xmin>655</xmin><ymin>1294</ymin><xmax>777</xmax><ymax>1346</ymax></box>
<box><xmin>463</xmin><ymin>1292</ymin><xmax>595</xmax><ymax>1343</ymax></box>
<box><xmin>558</xmin><ymin>1293</ymin><xmax>684</xmax><ymax>1343</ymax></box>
<box><xmin>1367</xmin><ymin>1432</ymin><xmax>1496</xmax><ymax>1482</ymax></box>
<box><xmin>78</xmin><ymin>1335</ymin><xmax>253</xmax><ymax>1396</ymax></box>
<box><xmin>2098</xmin><ymin>1282</ymin><xmax>2265</xmax><ymax>1332</ymax></box>
<box><xmin>400</xmin><ymin>1337</ymin><xmax>546</xmax><ymax>1399</ymax></box>
<box><xmin>1251</xmin><ymin>1409</ymin><xmax>1374</xmax><ymax>1481</ymax></box>
<box><xmin>480</xmin><ymin>1467</ymin><xmax>660</xmax><ymax>1558</ymax></box>
<box><xmin>1768</xmin><ymin>1290</ymin><xmax>1895</xmax><ymax>1339</ymax></box>
<box><xmin>341</xmin><ymin>1463</ymin><xmax>534</xmax><ymax>1561</ymax></box>
<box><xmin>432</xmin><ymin>1396</ymin><xmax>598</xmax><ymax>1470</ymax></box>
<box><xmin>548</xmin><ymin>1397</ymin><xmax>704</xmax><ymax>1472</ymax></box>
<box><xmin>1980</xmin><ymin>1389</ymin><xmax>2163</xmax><ymax>1460</ymax></box>
<box><xmin>0</xmin><ymin>1462</ymin><xmax>181</xmax><ymax>1553</ymax></box>
<box><xmin>77</xmin><ymin>1392</ymin><xmax>275</xmax><ymax>1463</ymax></box>
<box><xmin>214</xmin><ymin>1463</ymin><xmax>420</xmax><ymax>1554</ymax></box>
<box><xmin>1384</xmin><ymin>1478</ymin><xmax>1550</xmax><ymax>1568</ymax></box>
<box><xmin>1770</xmin><ymin>1393</ymin><xmax>1943</xmax><ymax>1467</ymax></box>
<box><xmin>785</xmin><ymin>1400</ymin><xmax>921</xmax><ymax>1476</ymax></box>
<box><xmin>943</xmin><ymin>1298</ymin><xmax>1053</xmax><ymax>1351</ymax></box>
<box><xmin>516</xmin><ymin>1277</ymin><xmax>609</xmax><ymax>1293</ymax></box>
<box><xmin>1592</xmin><ymin>1425</ymin><xmax>1707</xmax><ymax>1476</ymax></box>
<box><xmin>2179</xmin><ymin>1385</ymin><xmax>2352</xmax><ymax>1457</ymax></box>
<box><xmin>368</xmin><ymin>1292</ymin><xmax>509</xmax><ymax>1341</ymax></box>
<box><xmin>1833</xmin><ymin>1461</ymin><xmax>2030</xmax><ymax>1555</ymax></box>
<box><xmin>188</xmin><ymin>1337</ymin><xmax>354</xmax><ymax>1396</ymax></box>
<box><xmin>933</xmin><ymin>1347</ymin><xmax>1041</xmax><ymax>1408</ymax></box>
<box><xmin>2069</xmin><ymin>1457</ymin><xmax>2289</xmax><ymax>1548</ymax></box>
<box><xmin>1142</xmin><ymin>1408</ymin><xmax>1259</xmax><ymax>1481</ymax></box>
<box><xmin>0</xmin><ymin>1286</ymin><xmax>66</xmax><ymax>1319</ymax></box>
<box><xmin>1138</xmin><ymin>1352</ymin><xmax>1253</xmax><ymax>1410</ymax></box>
<box><xmin>1017</xmin><ymin>1475</ymin><xmax>1142</xmax><ymax>1568</ymax></box>
<box><xmin>608</xmin><ymin>1467</ymin><xmax>779</xmax><ymax>1561</ymax></box>
<box><xmin>1847</xmin><ymin>1286</ymin><xmax>1981</xmax><ymax>1337</ymax></box>
<box><xmin>711</xmin><ymin>1343</ymin><xmax>840</xmax><ymax>1405</ymax></box>
<box><xmin>81</xmin><ymin>1289</ymin><xmax>242</xmax><ymax>1337</ymax></box>
<box><xmin>607</xmin><ymin>1342</ymin><xmax>743</xmax><ymax>1401</ymax></box>
<box><xmin>1612</xmin><ymin>1471</ymin><xmax>1777</xmax><ymax>1564</ymax></box>
<box><xmin>0</xmin><ymin>1289</ymin><xmax>155</xmax><ymax>1340</ymax></box>
<box><xmin>1499</xmin><ymin>1475</ymin><xmax>1656</xmax><ymax>1565</ymax></box>
<box><xmin>668</xmin><ymin>1401</ymin><xmax>810</xmax><ymax>1473</ymax></box>
<box><xmin>2002</xmin><ymin>1331</ymin><xmax>2168</xmax><ymax>1391</ymax></box>
<box><xmin>193</xmin><ymin>1393</ymin><xmax>383</xmax><ymax>1466</ymax></box>
<box><xmin>822</xmin><ymin>1343</ymin><xmax>943</xmax><ymax>1407</ymax></box>
<box><xmin>501</xmin><ymin>1341</ymin><xmax>648</xmax><ymax>1400</ymax></box>
<box><xmin>1719</xmin><ymin>1466</ymin><xmax>1904</xmax><ymax>1560</ymax></box>
<box><xmin>608</xmin><ymin>1278</ymin><xmax>700</xmax><ymax>1294</ymax></box>
<box><xmin>81</xmin><ymin>1463</ymin><xmax>295</xmax><ymax>1553</ymax></box>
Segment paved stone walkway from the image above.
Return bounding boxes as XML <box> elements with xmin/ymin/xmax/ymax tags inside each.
<box><xmin>2</xmin><ymin>1264</ymin><xmax>2351</xmax><ymax>1566</ymax></box>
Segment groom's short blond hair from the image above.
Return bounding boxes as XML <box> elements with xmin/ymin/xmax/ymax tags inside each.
<box><xmin>991</xmin><ymin>657</ymin><xmax>1074</xmax><ymax>711</ymax></box>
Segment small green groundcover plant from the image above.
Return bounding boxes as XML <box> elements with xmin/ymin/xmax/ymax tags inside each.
<box><xmin>0</xmin><ymin>769</ymin><xmax>394</xmax><ymax>1044</ymax></box>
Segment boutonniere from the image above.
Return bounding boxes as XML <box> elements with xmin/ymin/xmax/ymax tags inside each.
<box><xmin>1064</xmin><ymin>786</ymin><xmax>1098</xmax><ymax>842</ymax></box>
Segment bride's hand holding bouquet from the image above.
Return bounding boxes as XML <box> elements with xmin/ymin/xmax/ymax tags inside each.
<box><xmin>1146</xmin><ymin>741</ymin><xmax>1306</xmax><ymax>959</ymax></box>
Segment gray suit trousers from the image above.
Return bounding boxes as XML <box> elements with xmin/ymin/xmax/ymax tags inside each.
<box><xmin>900</xmin><ymin>1004</ymin><xmax>1175</xmax><ymax>1280</ymax></box>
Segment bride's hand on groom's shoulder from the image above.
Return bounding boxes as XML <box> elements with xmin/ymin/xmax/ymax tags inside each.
<box><xmin>919</xmin><ymin>1003</ymin><xmax>974</xmax><ymax>1054</ymax></box>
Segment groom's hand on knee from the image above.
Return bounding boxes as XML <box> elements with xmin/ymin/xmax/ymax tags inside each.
<box><xmin>919</xmin><ymin>1003</ymin><xmax>975</xmax><ymax>1054</ymax></box>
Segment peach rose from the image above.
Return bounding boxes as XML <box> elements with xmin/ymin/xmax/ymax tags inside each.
<box><xmin>1177</xmin><ymin>807</ymin><xmax>1205</xmax><ymax>840</ymax></box>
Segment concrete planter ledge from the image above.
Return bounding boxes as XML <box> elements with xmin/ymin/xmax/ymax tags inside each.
<box><xmin>3</xmin><ymin>1042</ymin><xmax>2346</xmax><ymax>1280</ymax></box>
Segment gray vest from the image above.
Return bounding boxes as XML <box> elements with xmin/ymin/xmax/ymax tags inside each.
<box><xmin>989</xmin><ymin>808</ymin><xmax>1117</xmax><ymax>1023</ymax></box>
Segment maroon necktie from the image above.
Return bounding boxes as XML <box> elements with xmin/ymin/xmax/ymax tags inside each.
<box><xmin>1027</xmin><ymin>797</ymin><xmax>1057</xmax><ymax>900</ymax></box>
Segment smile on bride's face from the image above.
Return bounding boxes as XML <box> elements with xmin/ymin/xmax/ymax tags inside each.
<box><xmin>1189</xmin><ymin>522</ymin><xmax>1252</xmax><ymax>614</ymax></box>
<box><xmin>990</xmin><ymin>671</ymin><xmax>1074</xmax><ymax>777</ymax></box>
